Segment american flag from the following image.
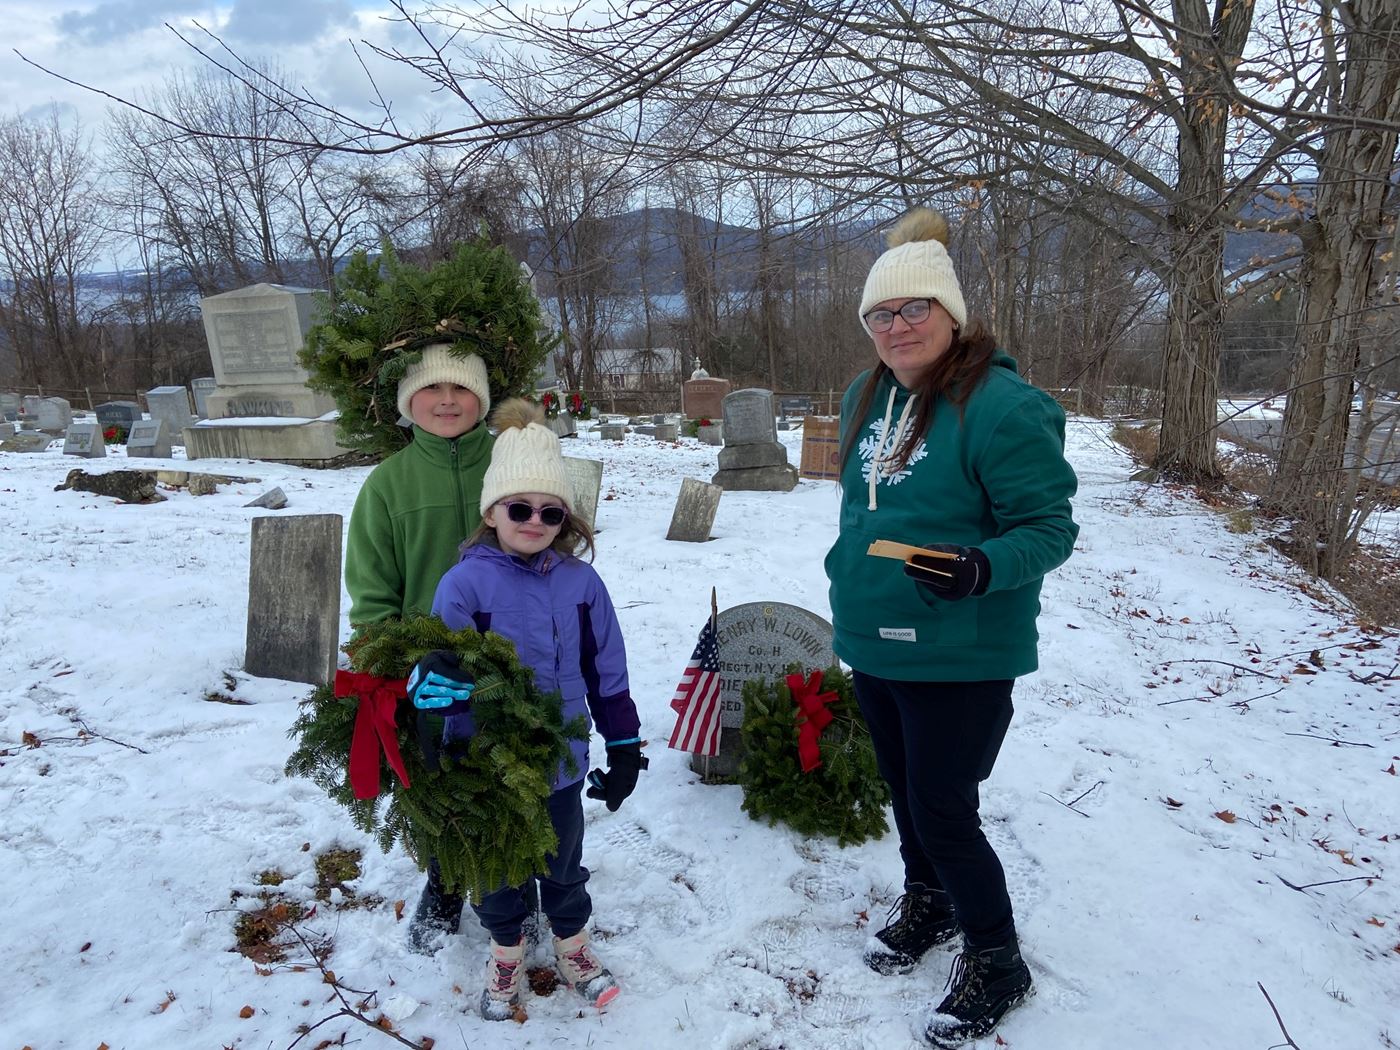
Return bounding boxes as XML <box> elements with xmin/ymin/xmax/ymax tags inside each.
<box><xmin>668</xmin><ymin>619</ymin><xmax>723</xmax><ymax>756</ymax></box>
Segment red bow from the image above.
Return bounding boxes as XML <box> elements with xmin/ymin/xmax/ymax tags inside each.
<box><xmin>336</xmin><ymin>670</ymin><xmax>411</xmax><ymax>800</ymax></box>
<box><xmin>788</xmin><ymin>670</ymin><xmax>836</xmax><ymax>773</ymax></box>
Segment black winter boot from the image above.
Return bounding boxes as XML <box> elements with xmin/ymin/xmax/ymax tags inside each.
<box><xmin>923</xmin><ymin>936</ymin><xmax>1033</xmax><ymax>1047</ymax></box>
<box><xmin>863</xmin><ymin>885</ymin><xmax>960</xmax><ymax>975</ymax></box>
<box><xmin>407</xmin><ymin>860</ymin><xmax>465</xmax><ymax>955</ymax></box>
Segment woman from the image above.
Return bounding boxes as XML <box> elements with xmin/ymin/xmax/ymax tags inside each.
<box><xmin>823</xmin><ymin>207</ymin><xmax>1078</xmax><ymax>1047</ymax></box>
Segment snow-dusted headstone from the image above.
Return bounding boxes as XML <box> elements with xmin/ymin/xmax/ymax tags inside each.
<box><xmin>654</xmin><ymin>423</ymin><xmax>678</xmax><ymax>442</ymax></box>
<box><xmin>145</xmin><ymin>387</ymin><xmax>193</xmax><ymax>443</ymax></box>
<box><xmin>62</xmin><ymin>422</ymin><xmax>106</xmax><ymax>458</ymax></box>
<box><xmin>245</xmin><ymin>513</ymin><xmax>342</xmax><ymax>686</ymax></box>
<box><xmin>1</xmin><ymin>392</ymin><xmax>21</xmax><ymax>420</ymax></box>
<box><xmin>35</xmin><ymin>398</ymin><xmax>73</xmax><ymax>434</ymax></box>
<box><xmin>600</xmin><ymin>423</ymin><xmax>625</xmax><ymax>441</ymax></box>
<box><xmin>125</xmin><ymin>419</ymin><xmax>172</xmax><ymax>459</ymax></box>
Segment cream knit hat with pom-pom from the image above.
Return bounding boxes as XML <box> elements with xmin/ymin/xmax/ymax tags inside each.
<box><xmin>858</xmin><ymin>207</ymin><xmax>967</xmax><ymax>331</ymax></box>
<box><xmin>395</xmin><ymin>343</ymin><xmax>492</xmax><ymax>421</ymax></box>
<box><xmin>479</xmin><ymin>398</ymin><xmax>575</xmax><ymax>515</ymax></box>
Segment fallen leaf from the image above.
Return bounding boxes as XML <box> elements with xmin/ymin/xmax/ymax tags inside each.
<box><xmin>394</xmin><ymin>898</ymin><xmax>406</xmax><ymax>921</ymax></box>
<box><xmin>1294</xmin><ymin>806</ymin><xmax>1308</xmax><ymax>816</ymax></box>
<box><xmin>323</xmin><ymin>970</ymin><xmax>337</xmax><ymax>985</ymax></box>
<box><xmin>1214</xmin><ymin>810</ymin><xmax>1238</xmax><ymax>823</ymax></box>
<box><xmin>1368</xmin><ymin>917</ymin><xmax>1386</xmax><ymax>927</ymax></box>
<box><xmin>1386</xmin><ymin>764</ymin><xmax>1396</xmax><ymax>775</ymax></box>
<box><xmin>22</xmin><ymin>731</ymin><xmax>41</xmax><ymax>748</ymax></box>
<box><xmin>419</xmin><ymin>1037</ymin><xmax>436</xmax><ymax>1049</ymax></box>
<box><xmin>80</xmin><ymin>941</ymin><xmax>92</xmax><ymax>952</ymax></box>
<box><xmin>239</xmin><ymin>1005</ymin><xmax>255</xmax><ymax>1019</ymax></box>
<box><xmin>1164</xmin><ymin>797</ymin><xmax>1184</xmax><ymax>809</ymax></box>
<box><xmin>1308</xmin><ymin>649</ymin><xmax>1324</xmax><ymax>667</ymax></box>
<box><xmin>153</xmin><ymin>990</ymin><xmax>177</xmax><ymax>1013</ymax></box>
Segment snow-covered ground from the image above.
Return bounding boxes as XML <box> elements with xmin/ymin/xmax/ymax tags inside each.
<box><xmin>2</xmin><ymin>420</ymin><xmax>1397</xmax><ymax>1050</ymax></box>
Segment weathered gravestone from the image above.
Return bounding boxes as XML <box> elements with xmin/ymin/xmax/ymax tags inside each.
<box><xmin>546</xmin><ymin>413</ymin><xmax>578</xmax><ymax>438</ymax></box>
<box><xmin>690</xmin><ymin>602</ymin><xmax>835</xmax><ymax>778</ymax></box>
<box><xmin>21</xmin><ymin>395</ymin><xmax>43</xmax><ymax>417</ymax></box>
<box><xmin>245</xmin><ymin>487</ymin><xmax>288</xmax><ymax>510</ymax></box>
<box><xmin>600</xmin><ymin>423</ymin><xmax>626</xmax><ymax>441</ymax></box>
<box><xmin>696</xmin><ymin>422</ymin><xmax>723</xmax><ymax>445</ymax></box>
<box><xmin>1</xmin><ymin>392</ymin><xmax>23</xmax><ymax>420</ymax></box>
<box><xmin>146</xmin><ymin>387</ymin><xmax>194</xmax><ymax>443</ymax></box>
<box><xmin>190</xmin><ymin>377</ymin><xmax>217</xmax><ymax>418</ymax></box>
<box><xmin>125</xmin><ymin>419</ymin><xmax>173</xmax><ymax>459</ymax></box>
<box><xmin>63</xmin><ymin>422</ymin><xmax>106</xmax><ymax>458</ymax></box>
<box><xmin>711</xmin><ymin>388</ymin><xmax>799</xmax><ymax>492</ymax></box>
<box><xmin>666</xmin><ymin>478</ymin><xmax>722</xmax><ymax>543</ymax></box>
<box><xmin>187</xmin><ymin>283</ymin><xmax>346</xmax><ymax>462</ymax></box>
<box><xmin>35</xmin><ymin>398</ymin><xmax>73</xmax><ymax>434</ymax></box>
<box><xmin>0</xmin><ymin>431</ymin><xmax>53</xmax><ymax>453</ymax></box>
<box><xmin>94</xmin><ymin>401</ymin><xmax>144</xmax><ymax>437</ymax></box>
<box><xmin>245</xmin><ymin>513</ymin><xmax>342</xmax><ymax>686</ymax></box>
<box><xmin>654</xmin><ymin>423</ymin><xmax>678</xmax><ymax>442</ymax></box>
<box><xmin>563</xmin><ymin>456</ymin><xmax>604</xmax><ymax>533</ymax></box>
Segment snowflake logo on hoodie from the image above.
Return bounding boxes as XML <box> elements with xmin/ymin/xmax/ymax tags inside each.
<box><xmin>858</xmin><ymin>419</ymin><xmax>926</xmax><ymax>486</ymax></box>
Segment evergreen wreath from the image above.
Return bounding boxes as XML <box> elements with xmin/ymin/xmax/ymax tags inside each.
<box><xmin>738</xmin><ymin>665</ymin><xmax>890</xmax><ymax>847</ymax></box>
<box><xmin>299</xmin><ymin>241</ymin><xmax>557</xmax><ymax>458</ymax></box>
<box><xmin>285</xmin><ymin>615</ymin><xmax>586</xmax><ymax>902</ymax></box>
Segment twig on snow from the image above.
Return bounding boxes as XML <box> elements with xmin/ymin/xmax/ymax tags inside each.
<box><xmin>1041</xmin><ymin>780</ymin><xmax>1103</xmax><ymax>817</ymax></box>
<box><xmin>1158</xmin><ymin>658</ymin><xmax>1278</xmax><ymax>679</ymax></box>
<box><xmin>1258</xmin><ymin>981</ymin><xmax>1304</xmax><ymax>1049</ymax></box>
<box><xmin>1283</xmin><ymin>732</ymin><xmax>1373</xmax><ymax>748</ymax></box>
<box><xmin>1275</xmin><ymin>874</ymin><xmax>1376</xmax><ymax>893</ymax></box>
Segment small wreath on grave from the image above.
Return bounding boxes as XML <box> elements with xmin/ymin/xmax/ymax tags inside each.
<box><xmin>737</xmin><ymin>664</ymin><xmax>890</xmax><ymax>847</ymax></box>
<box><xmin>284</xmin><ymin>615</ymin><xmax>585</xmax><ymax>902</ymax></box>
<box><xmin>539</xmin><ymin>391</ymin><xmax>561</xmax><ymax>418</ymax></box>
<box><xmin>102</xmin><ymin>424</ymin><xmax>126</xmax><ymax>445</ymax></box>
<box><xmin>566</xmin><ymin>391</ymin><xmax>590</xmax><ymax>419</ymax></box>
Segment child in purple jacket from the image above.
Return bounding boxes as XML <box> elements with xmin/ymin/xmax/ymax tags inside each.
<box><xmin>416</xmin><ymin>397</ymin><xmax>644</xmax><ymax>1020</ymax></box>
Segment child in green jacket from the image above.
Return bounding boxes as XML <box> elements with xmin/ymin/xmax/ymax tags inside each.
<box><xmin>342</xmin><ymin>340</ymin><xmax>500</xmax><ymax>950</ymax></box>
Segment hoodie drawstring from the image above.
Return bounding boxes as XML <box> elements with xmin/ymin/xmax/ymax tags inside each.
<box><xmin>868</xmin><ymin>386</ymin><xmax>917</xmax><ymax>511</ymax></box>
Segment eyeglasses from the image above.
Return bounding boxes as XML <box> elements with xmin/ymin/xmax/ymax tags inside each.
<box><xmin>502</xmin><ymin>501</ymin><xmax>568</xmax><ymax>527</ymax></box>
<box><xmin>863</xmin><ymin>298</ymin><xmax>935</xmax><ymax>334</ymax></box>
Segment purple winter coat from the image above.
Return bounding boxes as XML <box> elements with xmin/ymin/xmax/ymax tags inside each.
<box><xmin>430</xmin><ymin>540</ymin><xmax>640</xmax><ymax>789</ymax></box>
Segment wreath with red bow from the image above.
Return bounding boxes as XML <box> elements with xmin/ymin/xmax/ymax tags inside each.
<box><xmin>285</xmin><ymin>615</ymin><xmax>585</xmax><ymax>902</ymax></box>
<box><xmin>737</xmin><ymin>665</ymin><xmax>889</xmax><ymax>846</ymax></box>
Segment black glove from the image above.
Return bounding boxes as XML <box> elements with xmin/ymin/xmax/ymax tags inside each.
<box><xmin>903</xmin><ymin>544</ymin><xmax>991</xmax><ymax>601</ymax></box>
<box><xmin>586</xmin><ymin>741</ymin><xmax>648</xmax><ymax>812</ymax></box>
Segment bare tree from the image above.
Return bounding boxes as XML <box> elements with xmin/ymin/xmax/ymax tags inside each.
<box><xmin>0</xmin><ymin>109</ymin><xmax>106</xmax><ymax>388</ymax></box>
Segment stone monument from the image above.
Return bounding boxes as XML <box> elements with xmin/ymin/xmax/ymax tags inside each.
<box><xmin>62</xmin><ymin>422</ymin><xmax>106</xmax><ymax>458</ymax></box>
<box><xmin>689</xmin><ymin>602</ymin><xmax>835</xmax><ymax>778</ymax></box>
<box><xmin>562</xmin><ymin>456</ymin><xmax>604</xmax><ymax>533</ymax></box>
<box><xmin>34</xmin><ymin>398</ymin><xmax>73</xmax><ymax>434</ymax></box>
<box><xmin>95</xmin><ymin>401</ymin><xmax>144</xmax><ymax>437</ymax></box>
<box><xmin>185</xmin><ymin>283</ymin><xmax>347</xmax><ymax>463</ymax></box>
<box><xmin>682</xmin><ymin>358</ymin><xmax>732</xmax><ymax>421</ymax></box>
<box><xmin>711</xmin><ymin>388</ymin><xmax>799</xmax><ymax>492</ymax></box>
<box><xmin>126</xmin><ymin>419</ymin><xmax>173</xmax><ymax>459</ymax></box>
<box><xmin>145</xmin><ymin>387</ymin><xmax>194</xmax><ymax>442</ymax></box>
<box><xmin>245</xmin><ymin>513</ymin><xmax>342</xmax><ymax>685</ymax></box>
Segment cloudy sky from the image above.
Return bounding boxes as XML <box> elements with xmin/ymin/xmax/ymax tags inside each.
<box><xmin>3</xmin><ymin>0</ymin><xmax>466</xmax><ymax>135</ymax></box>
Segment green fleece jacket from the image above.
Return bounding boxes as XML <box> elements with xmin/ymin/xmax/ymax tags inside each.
<box><xmin>345</xmin><ymin>424</ymin><xmax>494</xmax><ymax>627</ymax></box>
<box><xmin>824</xmin><ymin>352</ymin><xmax>1078</xmax><ymax>681</ymax></box>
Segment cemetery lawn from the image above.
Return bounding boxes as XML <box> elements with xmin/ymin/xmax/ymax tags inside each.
<box><xmin>2</xmin><ymin>421</ymin><xmax>1398</xmax><ymax>1050</ymax></box>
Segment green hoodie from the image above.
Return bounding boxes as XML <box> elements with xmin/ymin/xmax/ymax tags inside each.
<box><xmin>823</xmin><ymin>351</ymin><xmax>1078</xmax><ymax>681</ymax></box>
<box><xmin>345</xmin><ymin>424</ymin><xmax>495</xmax><ymax>627</ymax></box>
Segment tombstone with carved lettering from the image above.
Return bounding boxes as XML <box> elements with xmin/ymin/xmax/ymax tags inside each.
<box><xmin>126</xmin><ymin>419</ymin><xmax>173</xmax><ymax>459</ymax></box>
<box><xmin>688</xmin><ymin>602</ymin><xmax>834</xmax><ymax>778</ymax></box>
<box><xmin>711</xmin><ymin>388</ymin><xmax>799</xmax><ymax>492</ymax></box>
<box><xmin>184</xmin><ymin>283</ymin><xmax>348</xmax><ymax>462</ymax></box>
<box><xmin>145</xmin><ymin>387</ymin><xmax>194</xmax><ymax>443</ymax></box>
<box><xmin>62</xmin><ymin>422</ymin><xmax>106</xmax><ymax>458</ymax></box>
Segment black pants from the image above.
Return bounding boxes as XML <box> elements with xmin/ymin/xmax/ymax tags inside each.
<box><xmin>853</xmin><ymin>672</ymin><xmax>1016</xmax><ymax>950</ymax></box>
<box><xmin>472</xmin><ymin>780</ymin><xmax>591</xmax><ymax>944</ymax></box>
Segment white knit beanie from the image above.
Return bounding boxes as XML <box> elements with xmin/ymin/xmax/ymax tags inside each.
<box><xmin>395</xmin><ymin>343</ymin><xmax>492</xmax><ymax>421</ymax></box>
<box><xmin>479</xmin><ymin>398</ymin><xmax>575</xmax><ymax>515</ymax></box>
<box><xmin>858</xmin><ymin>207</ymin><xmax>968</xmax><ymax>331</ymax></box>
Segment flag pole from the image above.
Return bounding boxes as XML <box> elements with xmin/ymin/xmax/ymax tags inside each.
<box><xmin>704</xmin><ymin>586</ymin><xmax>718</xmax><ymax>780</ymax></box>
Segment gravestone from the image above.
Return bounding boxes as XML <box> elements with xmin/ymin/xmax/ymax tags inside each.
<box><xmin>600</xmin><ymin>423</ymin><xmax>626</xmax><ymax>441</ymax></box>
<box><xmin>1</xmin><ymin>392</ymin><xmax>21</xmax><ymax>420</ymax></box>
<box><xmin>683</xmin><ymin>376</ymin><xmax>732</xmax><ymax>421</ymax></box>
<box><xmin>245</xmin><ymin>487</ymin><xmax>288</xmax><ymax>510</ymax></box>
<box><xmin>654</xmin><ymin>423</ymin><xmax>678</xmax><ymax>442</ymax></box>
<box><xmin>95</xmin><ymin>401</ymin><xmax>144</xmax><ymax>437</ymax></box>
<box><xmin>125</xmin><ymin>419</ymin><xmax>173</xmax><ymax>459</ymax></box>
<box><xmin>146</xmin><ymin>387</ymin><xmax>194</xmax><ymax>443</ymax></box>
<box><xmin>35</xmin><ymin>398</ymin><xmax>73</xmax><ymax>434</ymax></box>
<box><xmin>187</xmin><ymin>283</ymin><xmax>346</xmax><ymax>462</ymax></box>
<box><xmin>21</xmin><ymin>395</ymin><xmax>43</xmax><ymax>417</ymax></box>
<box><xmin>190</xmin><ymin>377</ymin><xmax>217</xmax><ymax>418</ymax></box>
<box><xmin>691</xmin><ymin>602</ymin><xmax>835</xmax><ymax>778</ymax></box>
<box><xmin>62</xmin><ymin>422</ymin><xmax>106</xmax><ymax>458</ymax></box>
<box><xmin>779</xmin><ymin>395</ymin><xmax>813</xmax><ymax>418</ymax></box>
<box><xmin>665</xmin><ymin>478</ymin><xmax>722</xmax><ymax>542</ymax></box>
<box><xmin>711</xmin><ymin>388</ymin><xmax>798</xmax><ymax>492</ymax></box>
<box><xmin>245</xmin><ymin>513</ymin><xmax>342</xmax><ymax>686</ymax></box>
<box><xmin>697</xmin><ymin>422</ymin><xmax>723</xmax><ymax>446</ymax></box>
<box><xmin>0</xmin><ymin>431</ymin><xmax>53</xmax><ymax>453</ymax></box>
<box><xmin>563</xmin><ymin>456</ymin><xmax>604</xmax><ymax>533</ymax></box>
<box><xmin>546</xmin><ymin>413</ymin><xmax>578</xmax><ymax>439</ymax></box>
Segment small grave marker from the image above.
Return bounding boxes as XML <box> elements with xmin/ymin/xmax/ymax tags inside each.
<box><xmin>665</xmin><ymin>478</ymin><xmax>722</xmax><ymax>542</ymax></box>
<box><xmin>63</xmin><ymin>422</ymin><xmax>106</xmax><ymax>458</ymax></box>
<box><xmin>245</xmin><ymin>514</ymin><xmax>342</xmax><ymax>685</ymax></box>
